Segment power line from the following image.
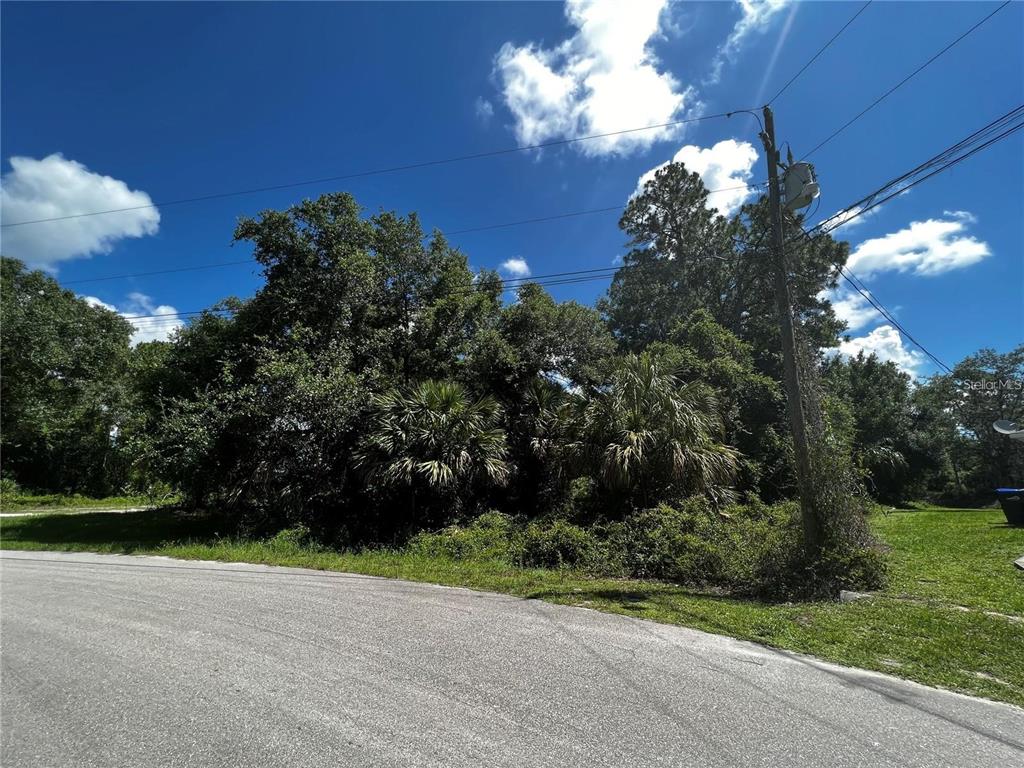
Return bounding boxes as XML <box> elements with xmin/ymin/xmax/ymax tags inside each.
<box><xmin>1</xmin><ymin>111</ymin><xmax>752</xmax><ymax>229</ymax></box>
<box><xmin>801</xmin><ymin>0</ymin><xmax>1010</xmax><ymax>160</ymax></box>
<box><xmin>817</xmin><ymin>118</ymin><xmax>1024</xmax><ymax>238</ymax></box>
<box><xmin>104</xmin><ymin>106</ymin><xmax>1024</xmax><ymax>333</ymax></box>
<box><xmin>767</xmin><ymin>0</ymin><xmax>873</xmax><ymax>105</ymax></box>
<box><xmin>63</xmin><ymin>258</ymin><xmax>259</xmax><ymax>286</ymax></box>
<box><xmin>836</xmin><ymin>266</ymin><xmax>953</xmax><ymax>374</ymax></box>
<box><xmin>108</xmin><ymin>266</ymin><xmax>624</xmax><ymax>325</ymax></box>
<box><xmin>120</xmin><ymin>271</ymin><xmax>623</xmax><ymax>330</ymax></box>
<box><xmin>804</xmin><ymin>104</ymin><xmax>1024</xmax><ymax>239</ymax></box>
<box><xmin>784</xmin><ymin>106</ymin><xmax>1024</xmax><ymax>373</ymax></box>
<box><xmin>774</xmin><ymin>105</ymin><xmax>1024</xmax><ymax>376</ymax></box>
<box><xmin>86</xmin><ymin>101</ymin><xmax>1024</xmax><ymax>348</ymax></box>
<box><xmin>61</xmin><ymin>182</ymin><xmax>765</xmax><ymax>286</ymax></box>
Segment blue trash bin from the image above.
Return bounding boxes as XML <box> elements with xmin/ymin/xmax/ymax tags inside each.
<box><xmin>995</xmin><ymin>488</ymin><xmax>1024</xmax><ymax>526</ymax></box>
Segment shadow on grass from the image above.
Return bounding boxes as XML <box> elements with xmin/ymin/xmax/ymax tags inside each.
<box><xmin>0</xmin><ymin>508</ymin><xmax>229</xmax><ymax>552</ymax></box>
<box><xmin>525</xmin><ymin>585</ymin><xmax>766</xmax><ymax>624</ymax></box>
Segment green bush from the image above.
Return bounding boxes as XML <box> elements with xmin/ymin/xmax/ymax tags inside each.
<box><xmin>264</xmin><ymin>525</ymin><xmax>321</xmax><ymax>555</ymax></box>
<box><xmin>520</xmin><ymin>519</ymin><xmax>606</xmax><ymax>570</ymax></box>
<box><xmin>0</xmin><ymin>476</ymin><xmax>21</xmax><ymax>501</ymax></box>
<box><xmin>407</xmin><ymin>512</ymin><xmax>612</xmax><ymax>572</ymax></box>
<box><xmin>753</xmin><ymin>526</ymin><xmax>887</xmax><ymax>601</ymax></box>
<box><xmin>402</xmin><ymin>500</ymin><xmax>886</xmax><ymax>600</ymax></box>
<box><xmin>605</xmin><ymin>498</ymin><xmax>789</xmax><ymax>588</ymax></box>
<box><xmin>407</xmin><ymin>511</ymin><xmax>522</xmax><ymax>563</ymax></box>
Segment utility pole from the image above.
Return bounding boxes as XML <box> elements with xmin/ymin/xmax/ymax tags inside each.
<box><xmin>760</xmin><ymin>105</ymin><xmax>823</xmax><ymax>553</ymax></box>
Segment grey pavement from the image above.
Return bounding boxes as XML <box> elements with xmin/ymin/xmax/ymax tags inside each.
<box><xmin>1</xmin><ymin>550</ymin><xmax>1022</xmax><ymax>767</ymax></box>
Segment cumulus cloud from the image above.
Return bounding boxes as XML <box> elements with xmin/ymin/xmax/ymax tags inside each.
<box><xmin>499</xmin><ymin>257</ymin><xmax>531</xmax><ymax>277</ymax></box>
<box><xmin>83</xmin><ymin>292</ymin><xmax>183</xmax><ymax>345</ymax></box>
<box><xmin>634</xmin><ymin>139</ymin><xmax>758</xmax><ymax>217</ymax></box>
<box><xmin>823</xmin><ymin>287</ymin><xmax>877</xmax><ymax>333</ymax></box>
<box><xmin>846</xmin><ymin>210</ymin><xmax>990</xmax><ymax>278</ymax></box>
<box><xmin>709</xmin><ymin>0</ymin><xmax>793</xmax><ymax>83</ymax></box>
<box><xmin>836</xmin><ymin>324</ymin><xmax>926</xmax><ymax>377</ymax></box>
<box><xmin>475</xmin><ymin>97</ymin><xmax>495</xmax><ymax>123</ymax></box>
<box><xmin>1</xmin><ymin>154</ymin><xmax>160</xmax><ymax>270</ymax></box>
<box><xmin>493</xmin><ymin>0</ymin><xmax>691</xmax><ymax>156</ymax></box>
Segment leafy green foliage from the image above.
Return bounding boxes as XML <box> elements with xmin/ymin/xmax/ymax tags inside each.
<box><xmin>607</xmin><ymin>498</ymin><xmax>789</xmax><ymax>587</ymax></box>
<box><xmin>646</xmin><ymin>310</ymin><xmax>787</xmax><ymax>498</ymax></box>
<box><xmin>824</xmin><ymin>353</ymin><xmax>917</xmax><ymax>502</ymax></box>
<box><xmin>407</xmin><ymin>511</ymin><xmax>523</xmax><ymax>562</ymax></box>
<box><xmin>923</xmin><ymin>346</ymin><xmax>1024</xmax><ymax>497</ymax></box>
<box><xmin>602</xmin><ymin>163</ymin><xmax>846</xmax><ymax>361</ymax></box>
<box><xmin>519</xmin><ymin>519</ymin><xmax>605</xmax><ymax>570</ymax></box>
<box><xmin>356</xmin><ymin>380</ymin><xmax>509</xmax><ymax>534</ymax></box>
<box><xmin>467</xmin><ymin>282</ymin><xmax>615</xmax><ymax>397</ymax></box>
<box><xmin>6</xmin><ymin>183</ymin><xmax>1007</xmax><ymax>599</ymax></box>
<box><xmin>0</xmin><ymin>257</ymin><xmax>134</xmax><ymax>495</ymax></box>
<box><xmin>563</xmin><ymin>352</ymin><xmax>739</xmax><ymax>511</ymax></box>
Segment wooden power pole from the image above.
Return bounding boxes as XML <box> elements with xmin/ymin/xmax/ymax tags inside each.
<box><xmin>760</xmin><ymin>105</ymin><xmax>823</xmax><ymax>553</ymax></box>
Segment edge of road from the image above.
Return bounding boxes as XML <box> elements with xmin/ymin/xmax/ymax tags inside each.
<box><xmin>3</xmin><ymin>547</ymin><xmax>1023</xmax><ymax>725</ymax></box>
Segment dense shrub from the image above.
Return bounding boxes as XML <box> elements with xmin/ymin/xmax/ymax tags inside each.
<box><xmin>407</xmin><ymin>511</ymin><xmax>522</xmax><ymax>562</ymax></box>
<box><xmin>403</xmin><ymin>499</ymin><xmax>885</xmax><ymax>600</ymax></box>
<box><xmin>0</xmin><ymin>476</ymin><xmax>22</xmax><ymax>502</ymax></box>
<box><xmin>753</xmin><ymin>525</ymin><xmax>887</xmax><ymax>601</ymax></box>
<box><xmin>519</xmin><ymin>519</ymin><xmax>606</xmax><ymax>571</ymax></box>
<box><xmin>607</xmin><ymin>497</ymin><xmax>791</xmax><ymax>589</ymax></box>
<box><xmin>264</xmin><ymin>524</ymin><xmax>322</xmax><ymax>555</ymax></box>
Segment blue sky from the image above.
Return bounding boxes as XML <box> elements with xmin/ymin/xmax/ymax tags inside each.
<box><xmin>2</xmin><ymin>1</ymin><xmax>1021</xmax><ymax>374</ymax></box>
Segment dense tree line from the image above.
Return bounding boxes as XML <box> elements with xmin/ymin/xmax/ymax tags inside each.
<box><xmin>2</xmin><ymin>163</ymin><xmax>1021</xmax><ymax>585</ymax></box>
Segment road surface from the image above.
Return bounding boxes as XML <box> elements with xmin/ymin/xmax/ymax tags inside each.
<box><xmin>2</xmin><ymin>550</ymin><xmax>1021</xmax><ymax>767</ymax></box>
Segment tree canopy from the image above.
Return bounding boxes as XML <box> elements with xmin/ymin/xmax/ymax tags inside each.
<box><xmin>3</xmin><ymin>171</ymin><xmax>1016</xmax><ymax>550</ymax></box>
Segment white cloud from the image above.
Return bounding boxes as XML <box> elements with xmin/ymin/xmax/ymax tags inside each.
<box><xmin>846</xmin><ymin>211</ymin><xmax>990</xmax><ymax>278</ymax></box>
<box><xmin>709</xmin><ymin>0</ymin><xmax>793</xmax><ymax>83</ymax></box>
<box><xmin>82</xmin><ymin>296</ymin><xmax>118</xmax><ymax>313</ymax></box>
<box><xmin>634</xmin><ymin>139</ymin><xmax>759</xmax><ymax>217</ymax></box>
<box><xmin>475</xmin><ymin>97</ymin><xmax>494</xmax><ymax>123</ymax></box>
<box><xmin>1</xmin><ymin>154</ymin><xmax>160</xmax><ymax>270</ymax></box>
<box><xmin>825</xmin><ymin>185</ymin><xmax>912</xmax><ymax>235</ymax></box>
<box><xmin>823</xmin><ymin>287</ymin><xmax>877</xmax><ymax>333</ymax></box>
<box><xmin>493</xmin><ymin>0</ymin><xmax>691</xmax><ymax>156</ymax></box>
<box><xmin>836</xmin><ymin>324</ymin><xmax>926</xmax><ymax>377</ymax></box>
<box><xmin>83</xmin><ymin>292</ymin><xmax>183</xmax><ymax>345</ymax></box>
<box><xmin>825</xmin><ymin>204</ymin><xmax>875</xmax><ymax>234</ymax></box>
<box><xmin>499</xmin><ymin>257</ymin><xmax>531</xmax><ymax>278</ymax></box>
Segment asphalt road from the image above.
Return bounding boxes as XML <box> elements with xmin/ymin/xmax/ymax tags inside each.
<box><xmin>2</xmin><ymin>551</ymin><xmax>1022</xmax><ymax>767</ymax></box>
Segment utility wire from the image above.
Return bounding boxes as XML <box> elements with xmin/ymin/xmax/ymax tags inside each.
<box><xmin>767</xmin><ymin>0</ymin><xmax>873</xmax><ymax>105</ymax></box>
<box><xmin>801</xmin><ymin>0</ymin><xmax>1010</xmax><ymax>160</ymax></box>
<box><xmin>119</xmin><ymin>271</ymin><xmax>624</xmax><ymax>329</ymax></box>
<box><xmin>105</xmin><ymin>109</ymin><xmax>1024</xmax><ymax>332</ymax></box>
<box><xmin>781</xmin><ymin>107</ymin><xmax>1024</xmax><ymax>373</ymax></box>
<box><xmin>61</xmin><ymin>182</ymin><xmax>765</xmax><ymax>286</ymax></box>
<box><xmin>817</xmin><ymin>120</ymin><xmax>1023</xmax><ymax>240</ymax></box>
<box><xmin>836</xmin><ymin>266</ymin><xmax>953</xmax><ymax>373</ymax></box>
<box><xmin>803</xmin><ymin>104</ymin><xmax>1024</xmax><ymax>239</ymax></box>
<box><xmin>1</xmin><ymin>111</ymin><xmax>753</xmax><ymax>229</ymax></box>
<box><xmin>108</xmin><ymin>267</ymin><xmax>624</xmax><ymax>325</ymax></box>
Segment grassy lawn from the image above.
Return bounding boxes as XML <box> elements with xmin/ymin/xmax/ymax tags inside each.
<box><xmin>0</xmin><ymin>492</ymin><xmax>165</xmax><ymax>512</ymax></box>
<box><xmin>2</xmin><ymin>506</ymin><xmax>1022</xmax><ymax>707</ymax></box>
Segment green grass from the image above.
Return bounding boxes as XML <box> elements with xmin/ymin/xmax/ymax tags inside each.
<box><xmin>2</xmin><ymin>506</ymin><xmax>1022</xmax><ymax>707</ymax></box>
<box><xmin>0</xmin><ymin>492</ymin><xmax>162</xmax><ymax>512</ymax></box>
